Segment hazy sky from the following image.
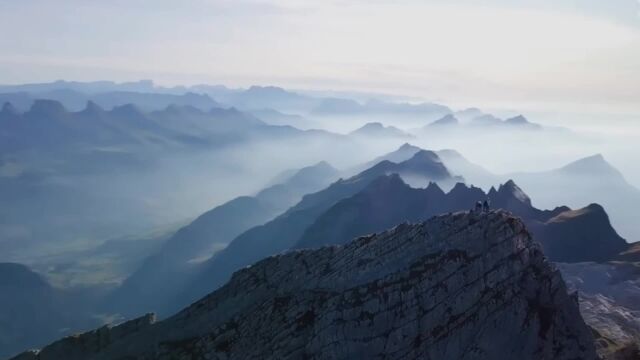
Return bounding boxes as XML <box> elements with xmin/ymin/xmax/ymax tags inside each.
<box><xmin>1</xmin><ymin>0</ymin><xmax>639</xmax><ymax>113</ymax></box>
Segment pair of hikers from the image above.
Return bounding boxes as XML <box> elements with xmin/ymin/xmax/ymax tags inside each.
<box><xmin>474</xmin><ymin>200</ymin><xmax>490</xmax><ymax>213</ymax></box>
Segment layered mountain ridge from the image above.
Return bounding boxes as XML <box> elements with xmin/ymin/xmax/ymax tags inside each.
<box><xmin>109</xmin><ymin>161</ymin><xmax>340</xmax><ymax>317</ymax></box>
<box><xmin>383</xmin><ymin>143</ymin><xmax>640</xmax><ymax>243</ymax></box>
<box><xmin>171</xmin><ymin>149</ymin><xmax>464</xmax><ymax>315</ymax></box>
<box><xmin>295</xmin><ymin>174</ymin><xmax>627</xmax><ymax>263</ymax></box>
<box><xmin>111</xmin><ymin>144</ymin><xmax>629</xmax><ymax>318</ymax></box>
<box><xmin>11</xmin><ymin>211</ymin><xmax>598</xmax><ymax>360</ymax></box>
<box><xmin>0</xmin><ymin>100</ymin><xmax>344</xmax><ymax>153</ymax></box>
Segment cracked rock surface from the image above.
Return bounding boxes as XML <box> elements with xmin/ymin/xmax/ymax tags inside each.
<box><xmin>11</xmin><ymin>211</ymin><xmax>598</xmax><ymax>360</ymax></box>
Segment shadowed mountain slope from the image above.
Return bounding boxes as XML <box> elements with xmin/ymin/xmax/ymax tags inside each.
<box><xmin>508</xmin><ymin>154</ymin><xmax>640</xmax><ymax>242</ymax></box>
<box><xmin>11</xmin><ymin>212</ymin><xmax>597</xmax><ymax>360</ymax></box>
<box><xmin>109</xmin><ymin>161</ymin><xmax>339</xmax><ymax>317</ymax></box>
<box><xmin>168</xmin><ymin>150</ymin><xmax>462</xmax><ymax>316</ymax></box>
<box><xmin>296</xmin><ymin>177</ymin><xmax>629</xmax><ymax>264</ymax></box>
<box><xmin>0</xmin><ymin>263</ymin><xmax>100</xmax><ymax>359</ymax></box>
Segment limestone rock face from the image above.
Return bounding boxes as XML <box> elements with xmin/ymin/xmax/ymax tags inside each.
<box><xmin>12</xmin><ymin>211</ymin><xmax>598</xmax><ymax>360</ymax></box>
<box><xmin>10</xmin><ymin>314</ymin><xmax>156</xmax><ymax>360</ymax></box>
<box><xmin>558</xmin><ymin>262</ymin><xmax>640</xmax><ymax>359</ymax></box>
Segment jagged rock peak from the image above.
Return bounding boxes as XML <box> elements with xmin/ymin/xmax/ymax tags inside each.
<box><xmin>81</xmin><ymin>101</ymin><xmax>104</xmax><ymax>114</ymax></box>
<box><xmin>14</xmin><ymin>211</ymin><xmax>598</xmax><ymax>359</ymax></box>
<box><xmin>395</xmin><ymin>150</ymin><xmax>452</xmax><ymax>181</ymax></box>
<box><xmin>425</xmin><ymin>180</ymin><xmax>446</xmax><ymax>195</ymax></box>
<box><xmin>450</xmin><ymin>181</ymin><xmax>470</xmax><ymax>191</ymax></box>
<box><xmin>498</xmin><ymin>179</ymin><xmax>532</xmax><ymax>205</ymax></box>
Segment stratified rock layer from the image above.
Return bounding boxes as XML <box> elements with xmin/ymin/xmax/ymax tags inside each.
<box><xmin>559</xmin><ymin>262</ymin><xmax>640</xmax><ymax>359</ymax></box>
<box><xmin>12</xmin><ymin>211</ymin><xmax>598</xmax><ymax>360</ymax></box>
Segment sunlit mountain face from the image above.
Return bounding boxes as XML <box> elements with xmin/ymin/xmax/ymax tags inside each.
<box><xmin>1</xmin><ymin>1</ymin><xmax>639</xmax><ymax>359</ymax></box>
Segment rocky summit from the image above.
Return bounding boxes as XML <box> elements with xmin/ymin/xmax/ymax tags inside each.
<box><xmin>12</xmin><ymin>211</ymin><xmax>598</xmax><ymax>360</ymax></box>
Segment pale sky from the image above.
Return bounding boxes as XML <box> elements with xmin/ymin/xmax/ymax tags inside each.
<box><xmin>1</xmin><ymin>0</ymin><xmax>639</xmax><ymax>113</ymax></box>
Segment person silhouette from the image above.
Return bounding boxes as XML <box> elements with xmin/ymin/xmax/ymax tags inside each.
<box><xmin>475</xmin><ymin>201</ymin><xmax>483</xmax><ymax>213</ymax></box>
<box><xmin>483</xmin><ymin>200</ymin><xmax>490</xmax><ymax>212</ymax></box>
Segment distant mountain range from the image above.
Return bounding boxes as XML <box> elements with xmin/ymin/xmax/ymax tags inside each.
<box><xmin>385</xmin><ymin>143</ymin><xmax>640</xmax><ymax>242</ymax></box>
<box><xmin>107</xmin><ymin>144</ymin><xmax>632</xmax><ymax>320</ymax></box>
<box><xmin>0</xmin><ymin>99</ymin><xmax>354</xmax><ymax>262</ymax></box>
<box><xmin>0</xmin><ymin>80</ymin><xmax>454</xmax><ymax>121</ymax></box>
<box><xmin>423</xmin><ymin>113</ymin><xmax>544</xmax><ymax>131</ymax></box>
<box><xmin>1</xmin><ymin>80</ymin><xmax>636</xmax><ymax>359</ymax></box>
<box><xmin>0</xmin><ymin>90</ymin><xmax>219</xmax><ymax>112</ymax></box>
<box><xmin>1</xmin><ymin>81</ymin><xmax>563</xmax><ymax>139</ymax></box>
<box><xmin>0</xmin><ymin>100</ymin><xmax>345</xmax><ymax>153</ymax></box>
<box><xmin>217</xmin><ymin>86</ymin><xmax>318</xmax><ymax>113</ymax></box>
<box><xmin>507</xmin><ymin>154</ymin><xmax>640</xmax><ymax>242</ymax></box>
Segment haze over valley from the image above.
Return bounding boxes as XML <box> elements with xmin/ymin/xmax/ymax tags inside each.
<box><xmin>1</xmin><ymin>1</ymin><xmax>640</xmax><ymax>359</ymax></box>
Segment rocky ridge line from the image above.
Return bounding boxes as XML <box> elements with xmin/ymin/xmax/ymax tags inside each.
<box><xmin>11</xmin><ymin>211</ymin><xmax>598</xmax><ymax>360</ymax></box>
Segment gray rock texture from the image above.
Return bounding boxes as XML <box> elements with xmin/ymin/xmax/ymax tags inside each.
<box><xmin>559</xmin><ymin>262</ymin><xmax>640</xmax><ymax>359</ymax></box>
<box><xmin>11</xmin><ymin>211</ymin><xmax>598</xmax><ymax>360</ymax></box>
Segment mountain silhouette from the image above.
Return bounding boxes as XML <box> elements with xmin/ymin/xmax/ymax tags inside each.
<box><xmin>168</xmin><ymin>150</ymin><xmax>462</xmax><ymax>316</ymax></box>
<box><xmin>295</xmin><ymin>177</ymin><xmax>628</xmax><ymax>264</ymax></box>
<box><xmin>110</xmin><ymin>161</ymin><xmax>340</xmax><ymax>317</ymax></box>
<box><xmin>0</xmin><ymin>263</ymin><xmax>100</xmax><ymax>359</ymax></box>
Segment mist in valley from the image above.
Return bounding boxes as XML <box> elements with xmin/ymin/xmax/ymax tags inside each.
<box><xmin>3</xmin><ymin>98</ymin><xmax>639</xmax><ymax>281</ymax></box>
<box><xmin>1</xmin><ymin>0</ymin><xmax>640</xmax><ymax>358</ymax></box>
<box><xmin>1</xmin><ymin>85</ymin><xmax>639</xmax><ymax>360</ymax></box>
